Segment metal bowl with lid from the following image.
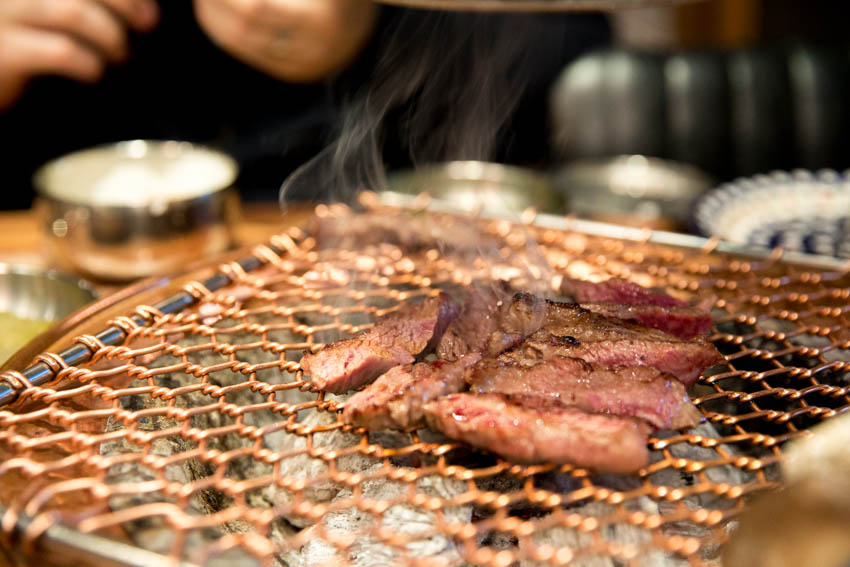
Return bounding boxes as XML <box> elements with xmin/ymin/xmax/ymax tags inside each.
<box><xmin>386</xmin><ymin>161</ymin><xmax>564</xmax><ymax>215</ymax></box>
<box><xmin>34</xmin><ymin>140</ymin><xmax>240</xmax><ymax>281</ymax></box>
<box><xmin>552</xmin><ymin>155</ymin><xmax>713</xmax><ymax>230</ymax></box>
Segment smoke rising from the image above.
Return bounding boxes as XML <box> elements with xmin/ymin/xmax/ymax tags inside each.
<box><xmin>280</xmin><ymin>10</ymin><xmax>541</xmax><ymax>204</ymax></box>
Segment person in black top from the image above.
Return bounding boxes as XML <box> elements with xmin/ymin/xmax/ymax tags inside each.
<box><xmin>0</xmin><ymin>1</ymin><xmax>610</xmax><ymax>209</ymax></box>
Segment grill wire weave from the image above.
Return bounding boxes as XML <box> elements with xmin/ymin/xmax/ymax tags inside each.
<box><xmin>2</xmin><ymin>198</ymin><xmax>850</xmax><ymax>567</ymax></box>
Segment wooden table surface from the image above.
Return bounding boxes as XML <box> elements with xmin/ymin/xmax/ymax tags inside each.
<box><xmin>0</xmin><ymin>202</ymin><xmax>315</xmax><ymax>296</ymax></box>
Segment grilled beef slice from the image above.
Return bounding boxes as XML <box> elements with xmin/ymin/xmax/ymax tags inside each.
<box><xmin>310</xmin><ymin>213</ymin><xmax>505</xmax><ymax>253</ymax></box>
<box><xmin>580</xmin><ymin>302</ymin><xmax>713</xmax><ymax>340</ymax></box>
<box><xmin>436</xmin><ymin>283</ymin><xmax>536</xmax><ymax>361</ymax></box>
<box><xmin>301</xmin><ymin>292</ymin><xmax>459</xmax><ymax>393</ymax></box>
<box><xmin>505</xmin><ymin>301</ymin><xmax>722</xmax><ymax>387</ymax></box>
<box><xmin>424</xmin><ymin>393</ymin><xmax>650</xmax><ymax>473</ymax></box>
<box><xmin>343</xmin><ymin>354</ymin><xmax>481</xmax><ymax>431</ymax></box>
<box><xmin>467</xmin><ymin>356</ymin><xmax>702</xmax><ymax>430</ymax></box>
<box><xmin>560</xmin><ymin>277</ymin><xmax>688</xmax><ymax>307</ymax></box>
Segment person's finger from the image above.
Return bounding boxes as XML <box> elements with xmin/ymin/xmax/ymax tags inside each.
<box><xmin>0</xmin><ymin>25</ymin><xmax>104</xmax><ymax>82</ymax></box>
<box><xmin>15</xmin><ymin>0</ymin><xmax>129</xmax><ymax>63</ymax></box>
<box><xmin>95</xmin><ymin>0</ymin><xmax>160</xmax><ymax>33</ymax></box>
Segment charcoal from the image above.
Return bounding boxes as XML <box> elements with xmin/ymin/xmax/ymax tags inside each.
<box><xmin>281</xmin><ymin>473</ymin><xmax>471</xmax><ymax>567</ymax></box>
<box><xmin>519</xmin><ymin>500</ymin><xmax>689</xmax><ymax>567</ymax></box>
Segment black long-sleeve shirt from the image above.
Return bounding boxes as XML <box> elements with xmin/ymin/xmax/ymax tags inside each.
<box><xmin>0</xmin><ymin>2</ymin><xmax>609</xmax><ymax>209</ymax></box>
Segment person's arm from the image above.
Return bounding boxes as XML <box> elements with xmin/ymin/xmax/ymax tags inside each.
<box><xmin>0</xmin><ymin>0</ymin><xmax>159</xmax><ymax>110</ymax></box>
<box><xmin>192</xmin><ymin>0</ymin><xmax>378</xmax><ymax>83</ymax></box>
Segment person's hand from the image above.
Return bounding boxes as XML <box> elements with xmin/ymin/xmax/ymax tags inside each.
<box><xmin>193</xmin><ymin>0</ymin><xmax>378</xmax><ymax>83</ymax></box>
<box><xmin>0</xmin><ymin>0</ymin><xmax>159</xmax><ymax>109</ymax></box>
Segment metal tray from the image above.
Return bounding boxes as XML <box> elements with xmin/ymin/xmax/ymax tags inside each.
<box><xmin>1</xmin><ymin>193</ymin><xmax>849</xmax><ymax>566</ymax></box>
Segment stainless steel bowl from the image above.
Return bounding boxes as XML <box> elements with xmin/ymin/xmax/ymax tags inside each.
<box><xmin>386</xmin><ymin>161</ymin><xmax>563</xmax><ymax>215</ymax></box>
<box><xmin>551</xmin><ymin>155</ymin><xmax>713</xmax><ymax>230</ymax></box>
<box><xmin>34</xmin><ymin>140</ymin><xmax>240</xmax><ymax>281</ymax></box>
<box><xmin>0</xmin><ymin>264</ymin><xmax>97</xmax><ymax>364</ymax></box>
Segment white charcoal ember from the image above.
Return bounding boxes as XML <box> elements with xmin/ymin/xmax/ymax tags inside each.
<box><xmin>268</xmin><ymin>409</ymin><xmax>386</xmax><ymax>527</ymax></box>
<box><xmin>99</xmin><ymin>327</ymin><xmax>434</xmax><ymax>563</ymax></box>
<box><xmin>100</xmin><ymin>417</ymin><xmax>212</xmax><ymax>556</ymax></box>
<box><xmin>227</xmin><ymin>321</ymin><xmax>316</xmax><ymax>409</ymax></box>
<box><xmin>651</xmin><ymin>422</ymin><xmax>755</xmax><ymax>564</ymax></box>
<box><xmin>99</xmin><ymin>333</ymin><xmax>308</xmax><ymax>549</ymax></box>
<box><xmin>518</xmin><ymin>500</ymin><xmax>688</xmax><ymax>567</ymax></box>
<box><xmin>281</xmin><ymin>473</ymin><xmax>472</xmax><ymax>567</ymax></box>
<box><xmin>101</xmin><ymin>415</ymin><xmax>284</xmax><ymax>567</ymax></box>
<box><xmin>497</xmin><ymin>423</ymin><xmax>744</xmax><ymax>567</ymax></box>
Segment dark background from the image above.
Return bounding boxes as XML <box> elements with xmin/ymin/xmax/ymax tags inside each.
<box><xmin>1</xmin><ymin>0</ymin><xmax>849</xmax><ymax>210</ymax></box>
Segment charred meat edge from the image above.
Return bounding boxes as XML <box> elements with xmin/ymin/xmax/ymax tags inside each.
<box><xmin>467</xmin><ymin>355</ymin><xmax>702</xmax><ymax>430</ymax></box>
<box><xmin>580</xmin><ymin>302</ymin><xmax>713</xmax><ymax>340</ymax></box>
<box><xmin>560</xmin><ymin>277</ymin><xmax>688</xmax><ymax>307</ymax></box>
<box><xmin>301</xmin><ymin>292</ymin><xmax>459</xmax><ymax>393</ymax></box>
<box><xmin>343</xmin><ymin>354</ymin><xmax>481</xmax><ymax>431</ymax></box>
<box><xmin>424</xmin><ymin>393</ymin><xmax>651</xmax><ymax>473</ymax></box>
<box><xmin>504</xmin><ymin>300</ymin><xmax>722</xmax><ymax>387</ymax></box>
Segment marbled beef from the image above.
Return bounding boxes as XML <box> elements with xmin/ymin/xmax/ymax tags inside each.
<box><xmin>560</xmin><ymin>277</ymin><xmax>688</xmax><ymax>307</ymax></box>
<box><xmin>507</xmin><ymin>301</ymin><xmax>722</xmax><ymax>387</ymax></box>
<box><xmin>580</xmin><ymin>302</ymin><xmax>713</xmax><ymax>340</ymax></box>
<box><xmin>467</xmin><ymin>356</ymin><xmax>702</xmax><ymax>429</ymax></box>
<box><xmin>424</xmin><ymin>393</ymin><xmax>651</xmax><ymax>473</ymax></box>
<box><xmin>301</xmin><ymin>292</ymin><xmax>459</xmax><ymax>393</ymax></box>
<box><xmin>342</xmin><ymin>354</ymin><xmax>480</xmax><ymax>431</ymax></box>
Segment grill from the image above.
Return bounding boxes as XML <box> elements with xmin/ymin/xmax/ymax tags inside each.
<box><xmin>2</xmin><ymin>192</ymin><xmax>850</xmax><ymax>567</ymax></box>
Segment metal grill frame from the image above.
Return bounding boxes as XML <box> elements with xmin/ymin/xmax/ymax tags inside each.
<box><xmin>2</xmin><ymin>191</ymin><xmax>849</xmax><ymax>567</ymax></box>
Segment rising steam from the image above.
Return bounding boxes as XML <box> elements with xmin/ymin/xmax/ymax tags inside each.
<box><xmin>279</xmin><ymin>10</ymin><xmax>541</xmax><ymax>204</ymax></box>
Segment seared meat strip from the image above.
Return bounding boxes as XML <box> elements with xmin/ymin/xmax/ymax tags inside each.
<box><xmin>580</xmin><ymin>302</ymin><xmax>713</xmax><ymax>340</ymax></box>
<box><xmin>506</xmin><ymin>301</ymin><xmax>722</xmax><ymax>387</ymax></box>
<box><xmin>442</xmin><ymin>290</ymin><xmax>719</xmax><ymax>385</ymax></box>
<box><xmin>509</xmin><ymin>332</ymin><xmax>719</xmax><ymax>389</ymax></box>
<box><xmin>560</xmin><ymin>277</ymin><xmax>688</xmax><ymax>307</ymax></box>
<box><xmin>436</xmin><ymin>283</ymin><xmax>536</xmax><ymax>361</ymax></box>
<box><xmin>301</xmin><ymin>293</ymin><xmax>459</xmax><ymax>393</ymax></box>
<box><xmin>343</xmin><ymin>354</ymin><xmax>481</xmax><ymax>431</ymax></box>
<box><xmin>424</xmin><ymin>393</ymin><xmax>650</xmax><ymax>473</ymax></box>
<box><xmin>467</xmin><ymin>356</ymin><xmax>702</xmax><ymax>430</ymax></box>
<box><xmin>310</xmin><ymin>213</ymin><xmax>505</xmax><ymax>253</ymax></box>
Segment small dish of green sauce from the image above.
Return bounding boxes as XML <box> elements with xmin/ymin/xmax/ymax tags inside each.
<box><xmin>0</xmin><ymin>265</ymin><xmax>97</xmax><ymax>367</ymax></box>
<box><xmin>0</xmin><ymin>312</ymin><xmax>54</xmax><ymax>364</ymax></box>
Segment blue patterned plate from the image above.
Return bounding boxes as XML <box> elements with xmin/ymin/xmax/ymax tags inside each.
<box><xmin>693</xmin><ymin>170</ymin><xmax>850</xmax><ymax>257</ymax></box>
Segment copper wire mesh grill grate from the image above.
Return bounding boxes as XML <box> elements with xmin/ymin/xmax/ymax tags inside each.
<box><xmin>2</xmin><ymin>197</ymin><xmax>850</xmax><ymax>567</ymax></box>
